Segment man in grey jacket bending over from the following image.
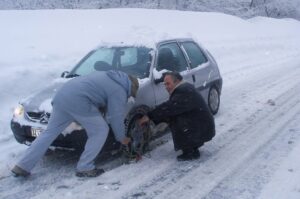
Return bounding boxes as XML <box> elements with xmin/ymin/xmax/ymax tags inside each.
<box><xmin>12</xmin><ymin>70</ymin><xmax>139</xmax><ymax>178</ymax></box>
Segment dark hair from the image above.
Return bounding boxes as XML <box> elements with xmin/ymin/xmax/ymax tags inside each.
<box><xmin>163</xmin><ymin>71</ymin><xmax>183</xmax><ymax>82</ymax></box>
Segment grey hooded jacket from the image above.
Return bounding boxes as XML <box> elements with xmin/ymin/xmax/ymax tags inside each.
<box><xmin>52</xmin><ymin>70</ymin><xmax>132</xmax><ymax>142</ymax></box>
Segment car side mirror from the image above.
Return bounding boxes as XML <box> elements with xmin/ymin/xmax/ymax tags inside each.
<box><xmin>153</xmin><ymin>68</ymin><xmax>169</xmax><ymax>84</ymax></box>
<box><xmin>61</xmin><ymin>71</ymin><xmax>69</xmax><ymax>78</ymax></box>
<box><xmin>154</xmin><ymin>76</ymin><xmax>164</xmax><ymax>84</ymax></box>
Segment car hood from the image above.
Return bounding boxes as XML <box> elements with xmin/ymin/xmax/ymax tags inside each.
<box><xmin>21</xmin><ymin>78</ymin><xmax>70</xmax><ymax>113</ymax></box>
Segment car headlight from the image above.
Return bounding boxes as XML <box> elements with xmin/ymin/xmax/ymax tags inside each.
<box><xmin>14</xmin><ymin>104</ymin><xmax>24</xmax><ymax>118</ymax></box>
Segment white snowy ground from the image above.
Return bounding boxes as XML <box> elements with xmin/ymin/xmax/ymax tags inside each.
<box><xmin>0</xmin><ymin>8</ymin><xmax>300</xmax><ymax>199</ymax></box>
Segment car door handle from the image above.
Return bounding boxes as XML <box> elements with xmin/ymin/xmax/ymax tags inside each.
<box><xmin>192</xmin><ymin>74</ymin><xmax>196</xmax><ymax>83</ymax></box>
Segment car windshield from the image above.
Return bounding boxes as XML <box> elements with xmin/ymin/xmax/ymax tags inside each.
<box><xmin>70</xmin><ymin>46</ymin><xmax>152</xmax><ymax>79</ymax></box>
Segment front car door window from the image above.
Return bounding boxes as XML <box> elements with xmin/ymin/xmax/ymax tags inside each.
<box><xmin>153</xmin><ymin>42</ymin><xmax>192</xmax><ymax>105</ymax></box>
<box><xmin>157</xmin><ymin>42</ymin><xmax>188</xmax><ymax>72</ymax></box>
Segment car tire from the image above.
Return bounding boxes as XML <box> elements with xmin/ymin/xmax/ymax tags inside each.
<box><xmin>208</xmin><ymin>86</ymin><xmax>220</xmax><ymax>115</ymax></box>
<box><xmin>124</xmin><ymin>105</ymin><xmax>153</xmax><ymax>155</ymax></box>
<box><xmin>124</xmin><ymin>105</ymin><xmax>151</xmax><ymax>134</ymax></box>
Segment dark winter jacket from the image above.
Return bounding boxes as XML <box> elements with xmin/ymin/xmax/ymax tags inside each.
<box><xmin>148</xmin><ymin>82</ymin><xmax>215</xmax><ymax>151</ymax></box>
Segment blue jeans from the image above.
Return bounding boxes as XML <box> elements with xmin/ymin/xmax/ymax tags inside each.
<box><xmin>16</xmin><ymin>105</ymin><xmax>109</xmax><ymax>172</ymax></box>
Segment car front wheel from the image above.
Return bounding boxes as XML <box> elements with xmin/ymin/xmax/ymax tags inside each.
<box><xmin>124</xmin><ymin>105</ymin><xmax>153</xmax><ymax>158</ymax></box>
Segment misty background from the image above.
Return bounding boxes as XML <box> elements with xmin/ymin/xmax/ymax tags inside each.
<box><xmin>0</xmin><ymin>0</ymin><xmax>299</xmax><ymax>20</ymax></box>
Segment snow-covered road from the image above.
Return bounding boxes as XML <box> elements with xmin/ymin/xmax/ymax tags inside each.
<box><xmin>0</xmin><ymin>9</ymin><xmax>300</xmax><ymax>199</ymax></box>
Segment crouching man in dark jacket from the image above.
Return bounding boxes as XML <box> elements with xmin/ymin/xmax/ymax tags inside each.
<box><xmin>140</xmin><ymin>72</ymin><xmax>215</xmax><ymax>161</ymax></box>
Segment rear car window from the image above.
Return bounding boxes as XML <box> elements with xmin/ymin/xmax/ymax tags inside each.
<box><xmin>181</xmin><ymin>42</ymin><xmax>208</xmax><ymax>69</ymax></box>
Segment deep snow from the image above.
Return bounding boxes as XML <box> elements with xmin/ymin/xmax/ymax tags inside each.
<box><xmin>0</xmin><ymin>8</ymin><xmax>300</xmax><ymax>199</ymax></box>
<box><xmin>1</xmin><ymin>0</ymin><xmax>300</xmax><ymax>20</ymax></box>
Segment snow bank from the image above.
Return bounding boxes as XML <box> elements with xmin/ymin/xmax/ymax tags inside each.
<box><xmin>0</xmin><ymin>8</ymin><xmax>300</xmax><ymax>199</ymax></box>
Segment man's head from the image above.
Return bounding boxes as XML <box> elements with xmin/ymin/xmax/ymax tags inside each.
<box><xmin>128</xmin><ymin>75</ymin><xmax>139</xmax><ymax>98</ymax></box>
<box><xmin>163</xmin><ymin>72</ymin><xmax>183</xmax><ymax>94</ymax></box>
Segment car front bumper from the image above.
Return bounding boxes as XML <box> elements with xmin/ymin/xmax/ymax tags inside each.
<box><xmin>10</xmin><ymin>120</ymin><xmax>88</xmax><ymax>149</ymax></box>
<box><xmin>10</xmin><ymin>120</ymin><xmax>120</xmax><ymax>154</ymax></box>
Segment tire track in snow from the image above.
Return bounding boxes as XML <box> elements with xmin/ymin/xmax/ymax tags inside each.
<box><xmin>210</xmin><ymin>58</ymin><xmax>300</xmax><ymax>161</ymax></box>
<box><xmin>164</xmin><ymin>83</ymin><xmax>300</xmax><ymax>199</ymax></box>
<box><xmin>218</xmin><ymin>56</ymin><xmax>300</xmax><ymax>132</ymax></box>
<box><xmin>204</xmin><ymin>111</ymin><xmax>300</xmax><ymax>199</ymax></box>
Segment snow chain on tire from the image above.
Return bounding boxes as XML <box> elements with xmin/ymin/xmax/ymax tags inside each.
<box><xmin>122</xmin><ymin>105</ymin><xmax>154</xmax><ymax>162</ymax></box>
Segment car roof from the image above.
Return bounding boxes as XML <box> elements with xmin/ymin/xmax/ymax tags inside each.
<box><xmin>94</xmin><ymin>38</ymin><xmax>196</xmax><ymax>49</ymax></box>
<box><xmin>156</xmin><ymin>38</ymin><xmax>195</xmax><ymax>46</ymax></box>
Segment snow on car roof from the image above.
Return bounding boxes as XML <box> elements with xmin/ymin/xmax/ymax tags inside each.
<box><xmin>94</xmin><ymin>38</ymin><xmax>196</xmax><ymax>49</ymax></box>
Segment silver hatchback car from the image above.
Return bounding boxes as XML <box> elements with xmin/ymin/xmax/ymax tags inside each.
<box><xmin>11</xmin><ymin>38</ymin><xmax>222</xmax><ymax>153</ymax></box>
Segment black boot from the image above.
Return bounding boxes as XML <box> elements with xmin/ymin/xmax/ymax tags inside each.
<box><xmin>76</xmin><ymin>168</ymin><xmax>105</xmax><ymax>177</ymax></box>
<box><xmin>177</xmin><ymin>148</ymin><xmax>200</xmax><ymax>161</ymax></box>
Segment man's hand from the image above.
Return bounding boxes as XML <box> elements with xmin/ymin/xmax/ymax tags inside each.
<box><xmin>121</xmin><ymin>137</ymin><xmax>131</xmax><ymax>145</ymax></box>
<box><xmin>138</xmin><ymin>115</ymin><xmax>150</xmax><ymax>126</ymax></box>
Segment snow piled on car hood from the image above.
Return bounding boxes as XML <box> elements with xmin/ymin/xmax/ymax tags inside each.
<box><xmin>20</xmin><ymin>78</ymin><xmax>70</xmax><ymax>112</ymax></box>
